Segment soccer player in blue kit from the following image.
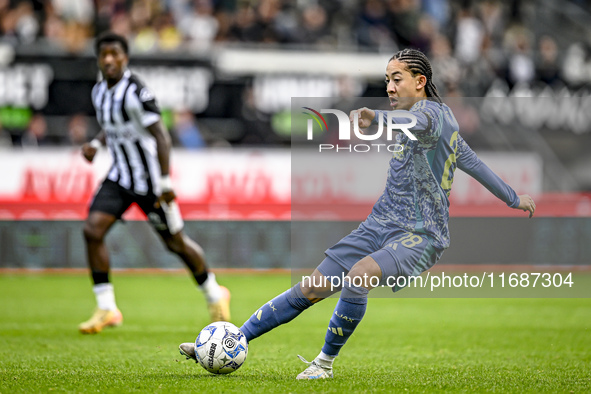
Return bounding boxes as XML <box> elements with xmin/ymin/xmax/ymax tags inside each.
<box><xmin>179</xmin><ymin>48</ymin><xmax>537</xmax><ymax>378</ymax></box>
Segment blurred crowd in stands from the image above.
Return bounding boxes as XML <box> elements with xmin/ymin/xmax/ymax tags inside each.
<box><xmin>1</xmin><ymin>0</ymin><xmax>591</xmax><ymax>148</ymax></box>
<box><xmin>2</xmin><ymin>0</ymin><xmax>591</xmax><ymax>87</ymax></box>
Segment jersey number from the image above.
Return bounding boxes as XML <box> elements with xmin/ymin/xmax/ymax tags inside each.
<box><xmin>440</xmin><ymin>131</ymin><xmax>459</xmax><ymax>194</ymax></box>
<box><xmin>397</xmin><ymin>232</ymin><xmax>424</xmax><ymax>248</ymax></box>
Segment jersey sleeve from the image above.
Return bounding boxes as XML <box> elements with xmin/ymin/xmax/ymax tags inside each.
<box><xmin>91</xmin><ymin>83</ymin><xmax>102</xmax><ymax>114</ymax></box>
<box><xmin>91</xmin><ymin>84</ymin><xmax>98</xmax><ymax>110</ymax></box>
<box><xmin>456</xmin><ymin>134</ymin><xmax>520</xmax><ymax>208</ymax></box>
<box><xmin>125</xmin><ymin>82</ymin><xmax>161</xmax><ymax>128</ymax></box>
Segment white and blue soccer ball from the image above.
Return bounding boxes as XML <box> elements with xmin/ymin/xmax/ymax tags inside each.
<box><xmin>195</xmin><ymin>321</ymin><xmax>248</xmax><ymax>374</ymax></box>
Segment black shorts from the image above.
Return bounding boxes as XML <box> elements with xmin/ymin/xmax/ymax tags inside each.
<box><xmin>89</xmin><ymin>179</ymin><xmax>184</xmax><ymax>237</ymax></box>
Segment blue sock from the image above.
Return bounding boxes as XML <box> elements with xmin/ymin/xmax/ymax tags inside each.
<box><xmin>241</xmin><ymin>283</ymin><xmax>312</xmax><ymax>342</ymax></box>
<box><xmin>322</xmin><ymin>280</ymin><xmax>368</xmax><ymax>356</ymax></box>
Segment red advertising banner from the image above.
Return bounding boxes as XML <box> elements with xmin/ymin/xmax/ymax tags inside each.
<box><xmin>0</xmin><ymin>149</ymin><xmax>291</xmax><ymax>220</ymax></box>
<box><xmin>0</xmin><ymin>148</ymin><xmax>588</xmax><ymax>220</ymax></box>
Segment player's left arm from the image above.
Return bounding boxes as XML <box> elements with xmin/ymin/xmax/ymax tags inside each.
<box><xmin>515</xmin><ymin>194</ymin><xmax>536</xmax><ymax>218</ymax></box>
<box><xmin>456</xmin><ymin>134</ymin><xmax>535</xmax><ymax>218</ymax></box>
<box><xmin>146</xmin><ymin>120</ymin><xmax>175</xmax><ymax>205</ymax></box>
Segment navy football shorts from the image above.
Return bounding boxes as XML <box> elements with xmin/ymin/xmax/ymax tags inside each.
<box><xmin>317</xmin><ymin>216</ymin><xmax>443</xmax><ymax>292</ymax></box>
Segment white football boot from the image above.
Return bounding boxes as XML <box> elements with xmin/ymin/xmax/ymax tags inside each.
<box><xmin>179</xmin><ymin>342</ymin><xmax>197</xmax><ymax>362</ymax></box>
<box><xmin>296</xmin><ymin>355</ymin><xmax>334</xmax><ymax>379</ymax></box>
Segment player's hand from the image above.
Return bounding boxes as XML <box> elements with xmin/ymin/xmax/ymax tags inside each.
<box><xmin>154</xmin><ymin>190</ymin><xmax>176</xmax><ymax>209</ymax></box>
<box><xmin>81</xmin><ymin>143</ymin><xmax>97</xmax><ymax>162</ymax></box>
<box><xmin>349</xmin><ymin>107</ymin><xmax>376</xmax><ymax>131</ymax></box>
<box><xmin>516</xmin><ymin>194</ymin><xmax>536</xmax><ymax>218</ymax></box>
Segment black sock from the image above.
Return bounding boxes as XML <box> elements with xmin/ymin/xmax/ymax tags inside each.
<box><xmin>194</xmin><ymin>270</ymin><xmax>209</xmax><ymax>286</ymax></box>
<box><xmin>91</xmin><ymin>271</ymin><xmax>110</xmax><ymax>285</ymax></box>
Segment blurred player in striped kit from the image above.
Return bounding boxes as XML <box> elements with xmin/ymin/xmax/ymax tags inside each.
<box><xmin>78</xmin><ymin>32</ymin><xmax>230</xmax><ymax>334</ymax></box>
<box><xmin>179</xmin><ymin>48</ymin><xmax>536</xmax><ymax>378</ymax></box>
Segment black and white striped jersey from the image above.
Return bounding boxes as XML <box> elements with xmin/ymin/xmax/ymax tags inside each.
<box><xmin>91</xmin><ymin>69</ymin><xmax>163</xmax><ymax>196</ymax></box>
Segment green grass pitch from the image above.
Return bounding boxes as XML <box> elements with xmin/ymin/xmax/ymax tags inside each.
<box><xmin>1</xmin><ymin>272</ymin><xmax>590</xmax><ymax>393</ymax></box>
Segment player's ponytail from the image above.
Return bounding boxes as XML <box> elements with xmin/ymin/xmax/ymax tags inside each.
<box><xmin>390</xmin><ymin>49</ymin><xmax>442</xmax><ymax>104</ymax></box>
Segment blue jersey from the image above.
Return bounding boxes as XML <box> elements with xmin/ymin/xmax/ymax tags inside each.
<box><xmin>371</xmin><ymin>100</ymin><xmax>520</xmax><ymax>250</ymax></box>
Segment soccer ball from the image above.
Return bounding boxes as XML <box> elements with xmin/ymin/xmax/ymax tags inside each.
<box><xmin>195</xmin><ymin>321</ymin><xmax>248</xmax><ymax>374</ymax></box>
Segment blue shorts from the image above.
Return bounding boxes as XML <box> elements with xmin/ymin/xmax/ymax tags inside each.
<box><xmin>318</xmin><ymin>217</ymin><xmax>443</xmax><ymax>292</ymax></box>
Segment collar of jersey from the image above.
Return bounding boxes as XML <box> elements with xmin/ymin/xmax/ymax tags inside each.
<box><xmin>105</xmin><ymin>69</ymin><xmax>131</xmax><ymax>92</ymax></box>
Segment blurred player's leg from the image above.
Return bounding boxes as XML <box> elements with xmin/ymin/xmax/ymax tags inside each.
<box><xmin>79</xmin><ymin>211</ymin><xmax>123</xmax><ymax>334</ymax></box>
<box><xmin>162</xmin><ymin>231</ymin><xmax>231</xmax><ymax>322</ymax></box>
<box><xmin>78</xmin><ymin>308</ymin><xmax>123</xmax><ymax>334</ymax></box>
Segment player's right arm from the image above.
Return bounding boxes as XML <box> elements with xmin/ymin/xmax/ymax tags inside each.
<box><xmin>349</xmin><ymin>107</ymin><xmax>375</xmax><ymax>129</ymax></box>
<box><xmin>350</xmin><ymin>105</ymin><xmax>439</xmax><ymax>143</ymax></box>
<box><xmin>81</xmin><ymin>131</ymin><xmax>106</xmax><ymax>163</ymax></box>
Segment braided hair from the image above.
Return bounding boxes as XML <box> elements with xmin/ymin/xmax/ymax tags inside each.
<box><xmin>390</xmin><ymin>49</ymin><xmax>442</xmax><ymax>104</ymax></box>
